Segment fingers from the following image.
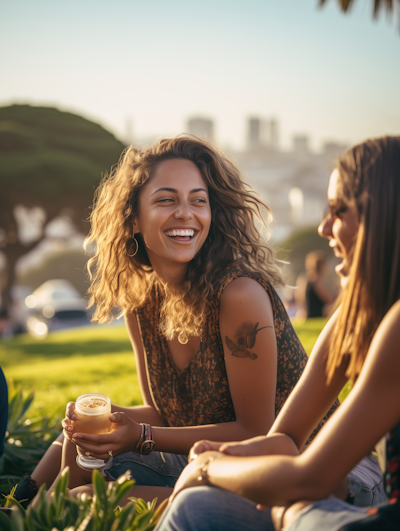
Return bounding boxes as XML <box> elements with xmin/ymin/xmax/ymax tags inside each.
<box><xmin>70</xmin><ymin>412</ymin><xmax>137</xmax><ymax>459</ymax></box>
<box><xmin>63</xmin><ymin>426</ymin><xmax>74</xmax><ymax>440</ymax></box>
<box><xmin>189</xmin><ymin>440</ymin><xmax>223</xmax><ymax>462</ymax></box>
<box><xmin>62</xmin><ymin>417</ymin><xmax>75</xmax><ymax>440</ymax></box>
<box><xmin>109</xmin><ymin>412</ymin><xmax>126</xmax><ymax>424</ymax></box>
<box><xmin>63</xmin><ymin>402</ymin><xmax>77</xmax><ymax>440</ymax></box>
<box><xmin>73</xmin><ymin>439</ymin><xmax>115</xmax><ymax>458</ymax></box>
<box><xmin>77</xmin><ymin>445</ymin><xmax>113</xmax><ymax>460</ymax></box>
<box><xmin>219</xmin><ymin>442</ymin><xmax>246</xmax><ymax>456</ymax></box>
<box><xmin>72</xmin><ymin>432</ymin><xmax>116</xmax><ymax>445</ymax></box>
<box><xmin>66</xmin><ymin>402</ymin><xmax>77</xmax><ymax>421</ymax></box>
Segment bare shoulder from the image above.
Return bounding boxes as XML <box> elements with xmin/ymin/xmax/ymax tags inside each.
<box><xmin>362</xmin><ymin>299</ymin><xmax>400</xmax><ymax>382</ymax></box>
<box><xmin>220</xmin><ymin>276</ymin><xmax>270</xmax><ymax>306</ymax></box>
<box><xmin>219</xmin><ymin>277</ymin><xmax>273</xmax><ymax>324</ymax></box>
<box><xmin>382</xmin><ymin>298</ymin><xmax>400</xmax><ymax>324</ymax></box>
<box><xmin>371</xmin><ymin>299</ymin><xmax>400</xmax><ymax>350</ymax></box>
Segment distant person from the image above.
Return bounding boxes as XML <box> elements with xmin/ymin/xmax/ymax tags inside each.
<box><xmin>296</xmin><ymin>250</ymin><xmax>336</xmax><ymax>318</ymax></box>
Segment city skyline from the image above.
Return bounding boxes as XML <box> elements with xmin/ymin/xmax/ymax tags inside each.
<box><xmin>2</xmin><ymin>0</ymin><xmax>400</xmax><ymax>150</ymax></box>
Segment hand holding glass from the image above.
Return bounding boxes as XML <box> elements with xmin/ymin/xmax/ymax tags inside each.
<box><xmin>73</xmin><ymin>393</ymin><xmax>112</xmax><ymax>471</ymax></box>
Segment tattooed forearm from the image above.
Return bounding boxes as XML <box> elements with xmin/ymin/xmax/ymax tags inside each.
<box><xmin>225</xmin><ymin>321</ymin><xmax>272</xmax><ymax>360</ymax></box>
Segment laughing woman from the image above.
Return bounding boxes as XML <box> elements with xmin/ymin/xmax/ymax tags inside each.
<box><xmin>59</xmin><ymin>136</ymin><xmax>338</xmax><ymax>501</ymax></box>
<box><xmin>156</xmin><ymin>136</ymin><xmax>400</xmax><ymax>531</ymax></box>
<box><xmin>15</xmin><ymin>136</ymin><xmax>338</xmax><ymax>506</ymax></box>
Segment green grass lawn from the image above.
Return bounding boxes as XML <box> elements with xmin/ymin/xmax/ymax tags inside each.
<box><xmin>0</xmin><ymin>318</ymin><xmax>350</xmax><ymax>421</ymax></box>
<box><xmin>0</xmin><ymin>324</ymin><xmax>141</xmax><ymax>419</ymax></box>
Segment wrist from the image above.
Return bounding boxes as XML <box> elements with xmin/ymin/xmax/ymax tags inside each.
<box><xmin>197</xmin><ymin>453</ymin><xmax>224</xmax><ymax>485</ymax></box>
<box><xmin>134</xmin><ymin>423</ymin><xmax>155</xmax><ymax>455</ymax></box>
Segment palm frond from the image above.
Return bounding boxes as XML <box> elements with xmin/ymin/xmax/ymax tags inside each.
<box><xmin>319</xmin><ymin>0</ymin><xmax>399</xmax><ymax>18</ymax></box>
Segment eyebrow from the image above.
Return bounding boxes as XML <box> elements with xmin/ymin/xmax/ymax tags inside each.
<box><xmin>151</xmin><ymin>187</ymin><xmax>208</xmax><ymax>196</ymax></box>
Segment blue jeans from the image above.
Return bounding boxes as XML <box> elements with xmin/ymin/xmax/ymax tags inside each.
<box><xmin>285</xmin><ymin>499</ymin><xmax>369</xmax><ymax>531</ymax></box>
<box><xmin>155</xmin><ymin>486</ymin><xmax>275</xmax><ymax>531</ymax></box>
<box><xmin>155</xmin><ymin>455</ymin><xmax>386</xmax><ymax>531</ymax></box>
<box><xmin>155</xmin><ymin>490</ymin><xmax>375</xmax><ymax>531</ymax></box>
<box><xmin>346</xmin><ymin>453</ymin><xmax>387</xmax><ymax>507</ymax></box>
<box><xmin>105</xmin><ymin>451</ymin><xmax>188</xmax><ymax>487</ymax></box>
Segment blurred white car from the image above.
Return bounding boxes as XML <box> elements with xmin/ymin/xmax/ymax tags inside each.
<box><xmin>22</xmin><ymin>280</ymin><xmax>90</xmax><ymax>338</ymax></box>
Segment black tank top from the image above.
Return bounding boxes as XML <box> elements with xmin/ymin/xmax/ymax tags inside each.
<box><xmin>306</xmin><ymin>281</ymin><xmax>325</xmax><ymax>318</ymax></box>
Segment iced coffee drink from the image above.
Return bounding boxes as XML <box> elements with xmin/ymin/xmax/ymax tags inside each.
<box><xmin>74</xmin><ymin>393</ymin><xmax>112</xmax><ymax>470</ymax></box>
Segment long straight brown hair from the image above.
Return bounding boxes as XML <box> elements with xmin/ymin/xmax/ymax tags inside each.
<box><xmin>327</xmin><ymin>136</ymin><xmax>400</xmax><ymax>383</ymax></box>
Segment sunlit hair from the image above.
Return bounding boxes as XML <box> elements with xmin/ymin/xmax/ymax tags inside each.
<box><xmin>85</xmin><ymin>135</ymin><xmax>284</xmax><ymax>343</ymax></box>
<box><xmin>326</xmin><ymin>136</ymin><xmax>400</xmax><ymax>383</ymax></box>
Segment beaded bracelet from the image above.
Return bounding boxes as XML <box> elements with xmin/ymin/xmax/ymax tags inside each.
<box><xmin>134</xmin><ymin>423</ymin><xmax>145</xmax><ymax>454</ymax></box>
<box><xmin>197</xmin><ymin>454</ymin><xmax>224</xmax><ymax>483</ymax></box>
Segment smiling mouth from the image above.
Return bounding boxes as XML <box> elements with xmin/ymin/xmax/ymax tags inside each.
<box><xmin>164</xmin><ymin>229</ymin><xmax>195</xmax><ymax>239</ymax></box>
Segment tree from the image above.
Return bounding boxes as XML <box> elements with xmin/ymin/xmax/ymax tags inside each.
<box><xmin>0</xmin><ymin>105</ymin><xmax>125</xmax><ymax>315</ymax></box>
<box><xmin>319</xmin><ymin>0</ymin><xmax>400</xmax><ymax>25</ymax></box>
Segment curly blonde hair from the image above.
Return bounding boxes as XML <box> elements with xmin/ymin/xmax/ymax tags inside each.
<box><xmin>85</xmin><ymin>136</ymin><xmax>284</xmax><ymax>343</ymax></box>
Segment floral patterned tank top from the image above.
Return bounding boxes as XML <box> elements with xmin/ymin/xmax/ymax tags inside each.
<box><xmin>135</xmin><ymin>263</ymin><xmax>338</xmax><ymax>441</ymax></box>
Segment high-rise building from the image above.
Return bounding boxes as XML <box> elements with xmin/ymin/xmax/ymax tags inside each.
<box><xmin>247</xmin><ymin>117</ymin><xmax>279</xmax><ymax>152</ymax></box>
<box><xmin>247</xmin><ymin>117</ymin><xmax>261</xmax><ymax>150</ymax></box>
<box><xmin>293</xmin><ymin>135</ymin><xmax>310</xmax><ymax>156</ymax></box>
<box><xmin>186</xmin><ymin>117</ymin><xmax>214</xmax><ymax>139</ymax></box>
<box><xmin>269</xmin><ymin>118</ymin><xmax>279</xmax><ymax>151</ymax></box>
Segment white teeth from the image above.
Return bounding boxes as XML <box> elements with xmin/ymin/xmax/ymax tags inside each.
<box><xmin>165</xmin><ymin>229</ymin><xmax>195</xmax><ymax>237</ymax></box>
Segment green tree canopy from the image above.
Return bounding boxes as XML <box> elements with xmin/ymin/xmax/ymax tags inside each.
<box><xmin>0</xmin><ymin>104</ymin><xmax>125</xmax><ymax>312</ymax></box>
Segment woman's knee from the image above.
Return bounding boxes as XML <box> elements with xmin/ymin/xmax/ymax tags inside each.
<box><xmin>160</xmin><ymin>488</ymin><xmax>219</xmax><ymax>531</ymax></box>
<box><xmin>159</xmin><ymin>487</ymin><xmax>274</xmax><ymax>531</ymax></box>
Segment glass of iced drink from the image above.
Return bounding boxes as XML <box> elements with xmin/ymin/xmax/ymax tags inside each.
<box><xmin>74</xmin><ymin>393</ymin><xmax>112</xmax><ymax>471</ymax></box>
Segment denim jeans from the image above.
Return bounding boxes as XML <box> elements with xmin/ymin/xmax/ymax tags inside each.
<box><xmin>155</xmin><ymin>486</ymin><xmax>275</xmax><ymax>531</ymax></box>
<box><xmin>346</xmin><ymin>453</ymin><xmax>387</xmax><ymax>506</ymax></box>
<box><xmin>285</xmin><ymin>499</ymin><xmax>369</xmax><ymax>531</ymax></box>
<box><xmin>155</xmin><ymin>454</ymin><xmax>386</xmax><ymax>531</ymax></box>
<box><xmin>106</xmin><ymin>451</ymin><xmax>188</xmax><ymax>487</ymax></box>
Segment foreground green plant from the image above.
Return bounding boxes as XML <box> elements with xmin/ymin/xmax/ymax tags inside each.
<box><xmin>0</xmin><ymin>380</ymin><xmax>60</xmax><ymax>497</ymax></box>
<box><xmin>0</xmin><ymin>467</ymin><xmax>162</xmax><ymax>531</ymax></box>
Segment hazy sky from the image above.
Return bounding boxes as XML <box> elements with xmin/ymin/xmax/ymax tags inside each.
<box><xmin>1</xmin><ymin>0</ymin><xmax>399</xmax><ymax>150</ymax></box>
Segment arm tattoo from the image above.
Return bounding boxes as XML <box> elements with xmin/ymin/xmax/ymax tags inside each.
<box><xmin>225</xmin><ymin>321</ymin><xmax>272</xmax><ymax>360</ymax></box>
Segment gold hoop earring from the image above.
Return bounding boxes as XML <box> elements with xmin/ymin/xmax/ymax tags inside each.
<box><xmin>127</xmin><ymin>237</ymin><xmax>139</xmax><ymax>257</ymax></box>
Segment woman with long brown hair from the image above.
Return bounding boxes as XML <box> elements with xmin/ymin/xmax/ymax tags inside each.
<box><xmin>156</xmin><ymin>135</ymin><xmax>400</xmax><ymax>530</ymax></box>
<box><xmin>13</xmin><ymin>136</ymin><xmax>338</xmax><ymax>506</ymax></box>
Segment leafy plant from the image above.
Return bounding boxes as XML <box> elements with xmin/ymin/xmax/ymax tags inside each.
<box><xmin>0</xmin><ymin>380</ymin><xmax>61</xmax><ymax>497</ymax></box>
<box><xmin>0</xmin><ymin>467</ymin><xmax>163</xmax><ymax>531</ymax></box>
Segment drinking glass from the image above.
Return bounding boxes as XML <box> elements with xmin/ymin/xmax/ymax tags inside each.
<box><xmin>74</xmin><ymin>393</ymin><xmax>112</xmax><ymax>471</ymax></box>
